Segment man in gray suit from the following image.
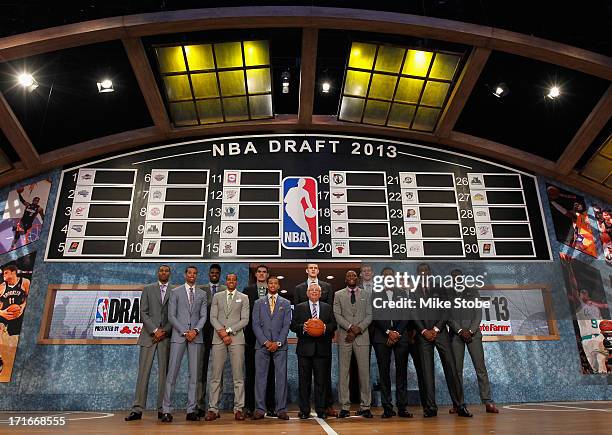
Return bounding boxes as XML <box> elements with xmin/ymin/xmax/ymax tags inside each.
<box><xmin>160</xmin><ymin>266</ymin><xmax>207</xmax><ymax>423</ymax></box>
<box><xmin>126</xmin><ymin>265</ymin><xmax>173</xmax><ymax>421</ymax></box>
<box><xmin>205</xmin><ymin>273</ymin><xmax>250</xmax><ymax>421</ymax></box>
<box><xmin>195</xmin><ymin>264</ymin><xmax>227</xmax><ymax>416</ymax></box>
<box><xmin>334</xmin><ymin>270</ymin><xmax>373</xmax><ymax>418</ymax></box>
<box><xmin>448</xmin><ymin>269</ymin><xmax>499</xmax><ymax>414</ymax></box>
<box><xmin>251</xmin><ymin>276</ymin><xmax>291</xmax><ymax>420</ymax></box>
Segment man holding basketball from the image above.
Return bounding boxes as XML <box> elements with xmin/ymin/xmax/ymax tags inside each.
<box><xmin>290</xmin><ymin>283</ymin><xmax>336</xmax><ymax>419</ymax></box>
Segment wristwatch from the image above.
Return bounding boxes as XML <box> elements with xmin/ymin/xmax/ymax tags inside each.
<box><xmin>225</xmin><ymin>327</ymin><xmax>233</xmax><ymax>335</ymax></box>
<box><xmin>276</xmin><ymin>341</ymin><xmax>282</xmax><ymax>347</ymax></box>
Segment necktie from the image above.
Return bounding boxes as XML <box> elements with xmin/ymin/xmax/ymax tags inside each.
<box><xmin>188</xmin><ymin>287</ymin><xmax>194</xmax><ymax>308</ymax></box>
<box><xmin>160</xmin><ymin>285</ymin><xmax>166</xmax><ymax>303</ymax></box>
<box><xmin>227</xmin><ymin>291</ymin><xmax>234</xmax><ymax>307</ymax></box>
<box><xmin>311</xmin><ymin>303</ymin><xmax>318</xmax><ymax>319</ymax></box>
<box><xmin>269</xmin><ymin>295</ymin><xmax>275</xmax><ymax>314</ymax></box>
<box><xmin>350</xmin><ymin>289</ymin><xmax>356</xmax><ymax>304</ymax></box>
<box><xmin>211</xmin><ymin>284</ymin><xmax>217</xmax><ymax>294</ymax></box>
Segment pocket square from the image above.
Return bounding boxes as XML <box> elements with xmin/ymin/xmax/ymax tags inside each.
<box><xmin>236</xmin><ymin>299</ymin><xmax>242</xmax><ymax>303</ymax></box>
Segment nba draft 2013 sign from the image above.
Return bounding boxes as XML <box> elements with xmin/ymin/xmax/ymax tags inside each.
<box><xmin>282</xmin><ymin>177</ymin><xmax>318</xmax><ymax>249</ymax></box>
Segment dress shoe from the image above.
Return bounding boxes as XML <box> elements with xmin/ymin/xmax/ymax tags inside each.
<box><xmin>252</xmin><ymin>411</ymin><xmax>265</xmax><ymax>420</ymax></box>
<box><xmin>158</xmin><ymin>412</ymin><xmax>164</xmax><ymax>420</ymax></box>
<box><xmin>486</xmin><ymin>403</ymin><xmax>500</xmax><ymax>414</ymax></box>
<box><xmin>337</xmin><ymin>410</ymin><xmax>350</xmax><ymax>418</ymax></box>
<box><xmin>204</xmin><ymin>411</ymin><xmax>219</xmax><ymax>421</ymax></box>
<box><xmin>397</xmin><ymin>409</ymin><xmax>413</xmax><ymax>418</ymax></box>
<box><xmin>317</xmin><ymin>412</ymin><xmax>327</xmax><ymax>419</ymax></box>
<box><xmin>277</xmin><ymin>411</ymin><xmax>290</xmax><ymax>420</ymax></box>
<box><xmin>358</xmin><ymin>409</ymin><xmax>373</xmax><ymax>418</ymax></box>
<box><xmin>423</xmin><ymin>409</ymin><xmax>438</xmax><ymax>418</ymax></box>
<box><xmin>161</xmin><ymin>413</ymin><xmax>173</xmax><ymax>423</ymax></box>
<box><xmin>266</xmin><ymin>410</ymin><xmax>277</xmax><ymax>417</ymax></box>
<box><xmin>298</xmin><ymin>411</ymin><xmax>310</xmax><ymax>419</ymax></box>
<box><xmin>244</xmin><ymin>409</ymin><xmax>253</xmax><ymax>418</ymax></box>
<box><xmin>234</xmin><ymin>410</ymin><xmax>245</xmax><ymax>421</ymax></box>
<box><xmin>196</xmin><ymin>409</ymin><xmax>206</xmax><ymax>418</ymax></box>
<box><xmin>456</xmin><ymin>406</ymin><xmax>473</xmax><ymax>418</ymax></box>
<box><xmin>449</xmin><ymin>406</ymin><xmax>457</xmax><ymax>414</ymax></box>
<box><xmin>124</xmin><ymin>412</ymin><xmax>142</xmax><ymax>421</ymax></box>
<box><xmin>186</xmin><ymin>412</ymin><xmax>200</xmax><ymax>421</ymax></box>
<box><xmin>381</xmin><ymin>408</ymin><xmax>396</xmax><ymax>418</ymax></box>
<box><xmin>325</xmin><ymin>407</ymin><xmax>338</xmax><ymax>417</ymax></box>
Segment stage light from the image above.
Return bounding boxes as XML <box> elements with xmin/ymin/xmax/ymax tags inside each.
<box><xmin>547</xmin><ymin>86</ymin><xmax>561</xmax><ymax>99</ymax></box>
<box><xmin>322</xmin><ymin>81</ymin><xmax>331</xmax><ymax>93</ymax></box>
<box><xmin>17</xmin><ymin>73</ymin><xmax>38</xmax><ymax>91</ymax></box>
<box><xmin>491</xmin><ymin>82</ymin><xmax>509</xmax><ymax>98</ymax></box>
<box><xmin>97</xmin><ymin>79</ymin><xmax>115</xmax><ymax>93</ymax></box>
<box><xmin>277</xmin><ymin>275</ymin><xmax>285</xmax><ymax>280</ymax></box>
<box><xmin>281</xmin><ymin>70</ymin><xmax>290</xmax><ymax>94</ymax></box>
<box><xmin>326</xmin><ymin>275</ymin><xmax>334</xmax><ymax>280</ymax></box>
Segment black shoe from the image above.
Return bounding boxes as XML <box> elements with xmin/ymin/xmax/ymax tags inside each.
<box><xmin>456</xmin><ymin>406</ymin><xmax>473</xmax><ymax>418</ymax></box>
<box><xmin>161</xmin><ymin>413</ymin><xmax>173</xmax><ymax>423</ymax></box>
<box><xmin>298</xmin><ymin>411</ymin><xmax>310</xmax><ymax>419</ymax></box>
<box><xmin>186</xmin><ymin>412</ymin><xmax>200</xmax><ymax>421</ymax></box>
<box><xmin>423</xmin><ymin>409</ymin><xmax>438</xmax><ymax>418</ymax></box>
<box><xmin>196</xmin><ymin>408</ymin><xmax>206</xmax><ymax>418</ymax></box>
<box><xmin>397</xmin><ymin>409</ymin><xmax>413</xmax><ymax>418</ymax></box>
<box><xmin>158</xmin><ymin>412</ymin><xmax>164</xmax><ymax>420</ymax></box>
<box><xmin>381</xmin><ymin>408</ymin><xmax>396</xmax><ymax>418</ymax></box>
<box><xmin>358</xmin><ymin>409</ymin><xmax>373</xmax><ymax>418</ymax></box>
<box><xmin>316</xmin><ymin>412</ymin><xmax>327</xmax><ymax>419</ymax></box>
<box><xmin>244</xmin><ymin>409</ymin><xmax>253</xmax><ymax>418</ymax></box>
<box><xmin>338</xmin><ymin>410</ymin><xmax>350</xmax><ymax>418</ymax></box>
<box><xmin>266</xmin><ymin>410</ymin><xmax>277</xmax><ymax>417</ymax></box>
<box><xmin>124</xmin><ymin>412</ymin><xmax>142</xmax><ymax>421</ymax></box>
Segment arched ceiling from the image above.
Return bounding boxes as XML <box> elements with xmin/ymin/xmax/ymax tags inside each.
<box><xmin>0</xmin><ymin>6</ymin><xmax>610</xmax><ymax>201</ymax></box>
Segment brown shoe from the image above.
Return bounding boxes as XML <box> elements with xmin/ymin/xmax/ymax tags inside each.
<box><xmin>235</xmin><ymin>411</ymin><xmax>245</xmax><ymax>421</ymax></box>
<box><xmin>277</xmin><ymin>411</ymin><xmax>289</xmax><ymax>420</ymax></box>
<box><xmin>252</xmin><ymin>411</ymin><xmax>265</xmax><ymax>420</ymax></box>
<box><xmin>486</xmin><ymin>403</ymin><xmax>499</xmax><ymax>413</ymax></box>
<box><xmin>325</xmin><ymin>407</ymin><xmax>338</xmax><ymax>417</ymax></box>
<box><xmin>449</xmin><ymin>406</ymin><xmax>457</xmax><ymax>414</ymax></box>
<box><xmin>204</xmin><ymin>411</ymin><xmax>219</xmax><ymax>421</ymax></box>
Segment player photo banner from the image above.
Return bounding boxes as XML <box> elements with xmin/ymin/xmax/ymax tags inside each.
<box><xmin>0</xmin><ymin>179</ymin><xmax>51</xmax><ymax>254</ymax></box>
<box><xmin>593</xmin><ymin>205</ymin><xmax>612</xmax><ymax>266</ymax></box>
<box><xmin>0</xmin><ymin>252</ymin><xmax>36</xmax><ymax>382</ymax></box>
<box><xmin>559</xmin><ymin>253</ymin><xmax>611</xmax><ymax>374</ymax></box>
<box><xmin>546</xmin><ymin>183</ymin><xmax>597</xmax><ymax>257</ymax></box>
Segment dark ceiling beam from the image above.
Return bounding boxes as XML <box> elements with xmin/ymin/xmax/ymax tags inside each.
<box><xmin>0</xmin><ymin>91</ymin><xmax>40</xmax><ymax>169</ymax></box>
<box><xmin>436</xmin><ymin>47</ymin><xmax>491</xmax><ymax>138</ymax></box>
<box><xmin>122</xmin><ymin>37</ymin><xmax>172</xmax><ymax>134</ymax></box>
<box><xmin>555</xmin><ymin>84</ymin><xmax>612</xmax><ymax>175</ymax></box>
<box><xmin>0</xmin><ymin>7</ymin><xmax>610</xmax><ymax>79</ymax></box>
<box><xmin>298</xmin><ymin>28</ymin><xmax>318</xmax><ymax>125</ymax></box>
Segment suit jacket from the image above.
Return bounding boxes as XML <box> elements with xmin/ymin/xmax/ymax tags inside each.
<box><xmin>138</xmin><ymin>282</ymin><xmax>174</xmax><ymax>347</ymax></box>
<box><xmin>290</xmin><ymin>301</ymin><xmax>336</xmax><ymax>357</ymax></box>
<box><xmin>334</xmin><ymin>287</ymin><xmax>372</xmax><ymax>346</ymax></box>
<box><xmin>371</xmin><ymin>288</ymin><xmax>412</xmax><ymax>345</ymax></box>
<box><xmin>209</xmin><ymin>290</ymin><xmax>250</xmax><ymax>345</ymax></box>
<box><xmin>243</xmin><ymin>284</ymin><xmax>267</xmax><ymax>346</ymax></box>
<box><xmin>448</xmin><ymin>287</ymin><xmax>483</xmax><ymax>337</ymax></box>
<box><xmin>199</xmin><ymin>283</ymin><xmax>227</xmax><ymax>346</ymax></box>
<box><xmin>252</xmin><ymin>294</ymin><xmax>291</xmax><ymax>351</ymax></box>
<box><xmin>294</xmin><ymin>280</ymin><xmax>334</xmax><ymax>306</ymax></box>
<box><xmin>168</xmin><ymin>284</ymin><xmax>207</xmax><ymax>344</ymax></box>
<box><xmin>413</xmin><ymin>284</ymin><xmax>451</xmax><ymax>333</ymax></box>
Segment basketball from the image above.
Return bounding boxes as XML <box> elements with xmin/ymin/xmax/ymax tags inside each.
<box><xmin>600</xmin><ymin>319</ymin><xmax>612</xmax><ymax>333</ymax></box>
<box><xmin>547</xmin><ymin>185</ymin><xmax>560</xmax><ymax>200</ymax></box>
<box><xmin>304</xmin><ymin>207</ymin><xmax>316</xmax><ymax>218</ymax></box>
<box><xmin>305</xmin><ymin>318</ymin><xmax>325</xmax><ymax>337</ymax></box>
<box><xmin>6</xmin><ymin>304</ymin><xmax>21</xmax><ymax>314</ymax></box>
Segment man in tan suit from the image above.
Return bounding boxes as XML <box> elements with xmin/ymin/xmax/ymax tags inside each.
<box><xmin>205</xmin><ymin>273</ymin><xmax>249</xmax><ymax>421</ymax></box>
<box><xmin>334</xmin><ymin>270</ymin><xmax>373</xmax><ymax>418</ymax></box>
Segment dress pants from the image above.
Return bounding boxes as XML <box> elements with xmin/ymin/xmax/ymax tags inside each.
<box><xmin>254</xmin><ymin>348</ymin><xmax>287</xmax><ymax>413</ymax></box>
<box><xmin>208</xmin><ymin>343</ymin><xmax>245</xmax><ymax>412</ymax></box>
<box><xmin>373</xmin><ymin>341</ymin><xmax>409</xmax><ymax>411</ymax></box>
<box><xmin>245</xmin><ymin>344</ymin><xmax>276</xmax><ymax>412</ymax></box>
<box><xmin>195</xmin><ymin>341</ymin><xmax>211</xmax><ymax>411</ymax></box>
<box><xmin>338</xmin><ymin>342</ymin><xmax>371</xmax><ymax>411</ymax></box>
<box><xmin>450</xmin><ymin>334</ymin><xmax>492</xmax><ymax>404</ymax></box>
<box><xmin>162</xmin><ymin>340</ymin><xmax>200</xmax><ymax>414</ymax></box>
<box><xmin>298</xmin><ymin>355</ymin><xmax>328</xmax><ymax>414</ymax></box>
<box><xmin>131</xmin><ymin>339</ymin><xmax>170</xmax><ymax>412</ymax></box>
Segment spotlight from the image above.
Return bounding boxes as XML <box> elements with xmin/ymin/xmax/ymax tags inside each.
<box><xmin>491</xmin><ymin>82</ymin><xmax>509</xmax><ymax>98</ymax></box>
<box><xmin>277</xmin><ymin>275</ymin><xmax>285</xmax><ymax>280</ymax></box>
<box><xmin>281</xmin><ymin>70</ymin><xmax>290</xmax><ymax>94</ymax></box>
<box><xmin>97</xmin><ymin>79</ymin><xmax>114</xmax><ymax>93</ymax></box>
<box><xmin>547</xmin><ymin>86</ymin><xmax>561</xmax><ymax>99</ymax></box>
<box><xmin>326</xmin><ymin>275</ymin><xmax>334</xmax><ymax>280</ymax></box>
<box><xmin>322</xmin><ymin>81</ymin><xmax>331</xmax><ymax>93</ymax></box>
<box><xmin>17</xmin><ymin>73</ymin><xmax>38</xmax><ymax>92</ymax></box>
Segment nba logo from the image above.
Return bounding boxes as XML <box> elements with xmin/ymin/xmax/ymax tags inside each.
<box><xmin>95</xmin><ymin>298</ymin><xmax>109</xmax><ymax>323</ymax></box>
<box><xmin>282</xmin><ymin>177</ymin><xmax>318</xmax><ymax>249</ymax></box>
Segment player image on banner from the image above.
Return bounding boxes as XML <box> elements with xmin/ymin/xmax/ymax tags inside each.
<box><xmin>593</xmin><ymin>205</ymin><xmax>612</xmax><ymax>266</ymax></box>
<box><xmin>0</xmin><ymin>252</ymin><xmax>36</xmax><ymax>382</ymax></box>
<box><xmin>0</xmin><ymin>179</ymin><xmax>51</xmax><ymax>254</ymax></box>
<box><xmin>546</xmin><ymin>183</ymin><xmax>597</xmax><ymax>258</ymax></box>
<box><xmin>282</xmin><ymin>177</ymin><xmax>318</xmax><ymax>249</ymax></box>
<box><xmin>559</xmin><ymin>253</ymin><xmax>611</xmax><ymax>374</ymax></box>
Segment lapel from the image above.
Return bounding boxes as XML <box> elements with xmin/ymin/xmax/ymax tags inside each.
<box><xmin>161</xmin><ymin>283</ymin><xmax>171</xmax><ymax>305</ymax></box>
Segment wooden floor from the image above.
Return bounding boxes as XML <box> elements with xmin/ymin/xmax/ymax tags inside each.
<box><xmin>1</xmin><ymin>402</ymin><xmax>610</xmax><ymax>434</ymax></box>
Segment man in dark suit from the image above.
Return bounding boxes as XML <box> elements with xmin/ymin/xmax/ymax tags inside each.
<box><xmin>290</xmin><ymin>283</ymin><xmax>337</xmax><ymax>419</ymax></box>
<box><xmin>371</xmin><ymin>267</ymin><xmax>419</xmax><ymax>418</ymax></box>
<box><xmin>243</xmin><ymin>265</ymin><xmax>276</xmax><ymax>418</ymax></box>
<box><xmin>293</xmin><ymin>263</ymin><xmax>337</xmax><ymax>417</ymax></box>
<box><xmin>195</xmin><ymin>264</ymin><xmax>226</xmax><ymax>416</ymax></box>
<box><xmin>413</xmin><ymin>263</ymin><xmax>472</xmax><ymax>418</ymax></box>
<box><xmin>448</xmin><ymin>269</ymin><xmax>499</xmax><ymax>414</ymax></box>
<box><xmin>126</xmin><ymin>265</ymin><xmax>173</xmax><ymax>421</ymax></box>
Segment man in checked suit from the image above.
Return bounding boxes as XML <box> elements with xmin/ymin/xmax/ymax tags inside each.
<box><xmin>448</xmin><ymin>268</ymin><xmax>499</xmax><ymax>414</ymax></box>
<box><xmin>251</xmin><ymin>276</ymin><xmax>291</xmax><ymax>420</ymax></box>
<box><xmin>413</xmin><ymin>263</ymin><xmax>472</xmax><ymax>418</ymax></box>
<box><xmin>206</xmin><ymin>273</ymin><xmax>249</xmax><ymax>421</ymax></box>
<box><xmin>294</xmin><ymin>263</ymin><xmax>337</xmax><ymax>417</ymax></box>
<box><xmin>160</xmin><ymin>266</ymin><xmax>207</xmax><ymax>423</ymax></box>
<box><xmin>334</xmin><ymin>270</ymin><xmax>373</xmax><ymax>418</ymax></box>
<box><xmin>195</xmin><ymin>264</ymin><xmax>227</xmax><ymax>416</ymax></box>
<box><xmin>126</xmin><ymin>265</ymin><xmax>173</xmax><ymax>421</ymax></box>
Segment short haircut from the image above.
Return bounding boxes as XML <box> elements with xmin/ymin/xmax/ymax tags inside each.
<box><xmin>158</xmin><ymin>265</ymin><xmax>171</xmax><ymax>272</ymax></box>
<box><xmin>381</xmin><ymin>267</ymin><xmax>395</xmax><ymax>274</ymax></box>
<box><xmin>255</xmin><ymin>265</ymin><xmax>269</xmax><ymax>272</ymax></box>
<box><xmin>185</xmin><ymin>265</ymin><xmax>198</xmax><ymax>273</ymax></box>
<box><xmin>307</xmin><ymin>283</ymin><xmax>321</xmax><ymax>292</ymax></box>
<box><xmin>3</xmin><ymin>264</ymin><xmax>17</xmax><ymax>273</ymax></box>
<box><xmin>267</xmin><ymin>275</ymin><xmax>279</xmax><ymax>283</ymax></box>
<box><xmin>209</xmin><ymin>263</ymin><xmax>221</xmax><ymax>272</ymax></box>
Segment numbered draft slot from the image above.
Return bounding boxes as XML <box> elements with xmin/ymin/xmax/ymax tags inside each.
<box><xmin>62</xmin><ymin>239</ymin><xmax>127</xmax><ymax>256</ymax></box>
<box><xmin>140</xmin><ymin>239</ymin><xmax>204</xmax><ymax>257</ymax></box>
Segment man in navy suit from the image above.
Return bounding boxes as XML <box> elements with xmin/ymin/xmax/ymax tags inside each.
<box><xmin>251</xmin><ymin>276</ymin><xmax>292</xmax><ymax>420</ymax></box>
<box><xmin>160</xmin><ymin>266</ymin><xmax>207</xmax><ymax>423</ymax></box>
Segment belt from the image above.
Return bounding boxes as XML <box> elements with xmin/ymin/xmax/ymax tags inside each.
<box><xmin>581</xmin><ymin>333</ymin><xmax>600</xmax><ymax>340</ymax></box>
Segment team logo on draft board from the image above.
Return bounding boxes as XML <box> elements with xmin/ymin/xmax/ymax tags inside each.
<box><xmin>152</xmin><ymin>189</ymin><xmax>163</xmax><ymax>199</ymax></box>
<box><xmin>145</xmin><ymin>241</ymin><xmax>156</xmax><ymax>255</ymax></box>
<box><xmin>77</xmin><ymin>190</ymin><xmax>89</xmax><ymax>198</ymax></box>
<box><xmin>96</xmin><ymin>298</ymin><xmax>109</xmax><ymax>322</ymax></box>
<box><xmin>282</xmin><ymin>177</ymin><xmax>318</xmax><ymax>249</ymax></box>
<box><xmin>226</xmin><ymin>172</ymin><xmax>238</xmax><ymax>184</ymax></box>
<box><xmin>332</xmin><ymin>173</ymin><xmax>344</xmax><ymax>185</ymax></box>
<box><xmin>71</xmin><ymin>224</ymin><xmax>83</xmax><ymax>233</ymax></box>
<box><xmin>224</xmin><ymin>206</ymin><xmax>237</xmax><ymax>218</ymax></box>
<box><xmin>68</xmin><ymin>241</ymin><xmax>80</xmax><ymax>252</ymax></box>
